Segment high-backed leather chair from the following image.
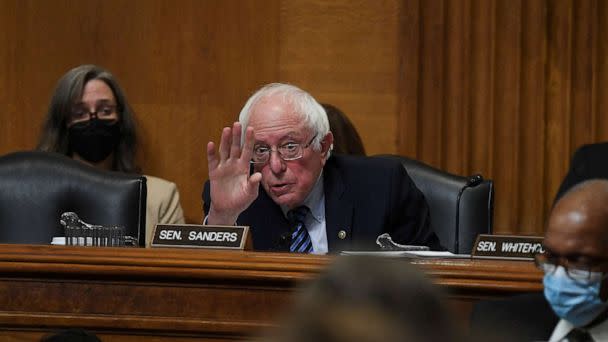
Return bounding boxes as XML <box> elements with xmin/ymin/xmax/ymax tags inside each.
<box><xmin>0</xmin><ymin>151</ymin><xmax>146</xmax><ymax>246</ymax></box>
<box><xmin>375</xmin><ymin>155</ymin><xmax>493</xmax><ymax>254</ymax></box>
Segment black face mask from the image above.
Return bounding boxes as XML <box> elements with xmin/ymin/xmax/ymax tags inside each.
<box><xmin>68</xmin><ymin>119</ymin><xmax>121</xmax><ymax>163</ymax></box>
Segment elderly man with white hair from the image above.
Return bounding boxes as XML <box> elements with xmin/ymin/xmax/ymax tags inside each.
<box><xmin>202</xmin><ymin>83</ymin><xmax>441</xmax><ymax>253</ymax></box>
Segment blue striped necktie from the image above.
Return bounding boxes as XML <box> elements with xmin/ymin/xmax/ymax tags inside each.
<box><xmin>287</xmin><ymin>206</ymin><xmax>313</xmax><ymax>253</ymax></box>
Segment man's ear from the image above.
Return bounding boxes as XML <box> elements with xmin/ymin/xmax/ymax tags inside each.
<box><xmin>320</xmin><ymin>132</ymin><xmax>334</xmax><ymax>158</ymax></box>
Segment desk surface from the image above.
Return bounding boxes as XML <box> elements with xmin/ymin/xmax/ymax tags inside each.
<box><xmin>0</xmin><ymin>244</ymin><xmax>542</xmax><ymax>341</ymax></box>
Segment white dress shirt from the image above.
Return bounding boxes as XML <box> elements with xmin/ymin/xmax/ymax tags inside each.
<box><xmin>281</xmin><ymin>174</ymin><xmax>328</xmax><ymax>254</ymax></box>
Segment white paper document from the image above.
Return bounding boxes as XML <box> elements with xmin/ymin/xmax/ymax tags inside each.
<box><xmin>340</xmin><ymin>250</ymin><xmax>470</xmax><ymax>258</ymax></box>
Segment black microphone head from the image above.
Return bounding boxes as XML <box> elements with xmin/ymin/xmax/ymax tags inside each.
<box><xmin>467</xmin><ymin>174</ymin><xmax>483</xmax><ymax>187</ymax></box>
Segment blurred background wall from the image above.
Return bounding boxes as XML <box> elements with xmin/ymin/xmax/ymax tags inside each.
<box><xmin>1</xmin><ymin>0</ymin><xmax>606</xmax><ymax>235</ymax></box>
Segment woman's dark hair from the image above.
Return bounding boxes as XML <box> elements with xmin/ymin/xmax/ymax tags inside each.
<box><xmin>37</xmin><ymin>64</ymin><xmax>139</xmax><ymax>173</ymax></box>
<box><xmin>322</xmin><ymin>103</ymin><xmax>366</xmax><ymax>156</ymax></box>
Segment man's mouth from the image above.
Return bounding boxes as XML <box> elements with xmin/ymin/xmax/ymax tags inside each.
<box><xmin>269</xmin><ymin>183</ymin><xmax>291</xmax><ymax>195</ymax></box>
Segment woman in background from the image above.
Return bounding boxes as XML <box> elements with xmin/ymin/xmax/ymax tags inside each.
<box><xmin>38</xmin><ymin>64</ymin><xmax>185</xmax><ymax>246</ymax></box>
<box><xmin>322</xmin><ymin>103</ymin><xmax>366</xmax><ymax>156</ymax></box>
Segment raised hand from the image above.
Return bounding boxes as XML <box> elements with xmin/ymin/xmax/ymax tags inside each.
<box><xmin>206</xmin><ymin>122</ymin><xmax>262</xmax><ymax>225</ymax></box>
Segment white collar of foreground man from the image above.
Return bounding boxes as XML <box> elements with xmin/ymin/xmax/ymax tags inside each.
<box><xmin>549</xmin><ymin>317</ymin><xmax>608</xmax><ymax>342</ymax></box>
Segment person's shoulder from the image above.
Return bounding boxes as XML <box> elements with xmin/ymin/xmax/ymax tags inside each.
<box><xmin>143</xmin><ymin>175</ymin><xmax>184</xmax><ymax>229</ymax></box>
<box><xmin>144</xmin><ymin>175</ymin><xmax>179</xmax><ymax>194</ymax></box>
<box><xmin>574</xmin><ymin>142</ymin><xmax>608</xmax><ymax>159</ymax></box>
<box><xmin>324</xmin><ymin>155</ymin><xmax>406</xmax><ymax>193</ymax></box>
<box><xmin>328</xmin><ymin>154</ymin><xmax>402</xmax><ymax>173</ymax></box>
<box><xmin>569</xmin><ymin>142</ymin><xmax>608</xmax><ymax>171</ymax></box>
<box><xmin>555</xmin><ymin>142</ymin><xmax>608</xmax><ymax>202</ymax></box>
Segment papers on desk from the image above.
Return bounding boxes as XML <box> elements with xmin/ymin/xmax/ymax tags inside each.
<box><xmin>403</xmin><ymin>251</ymin><xmax>470</xmax><ymax>258</ymax></box>
<box><xmin>340</xmin><ymin>250</ymin><xmax>470</xmax><ymax>259</ymax></box>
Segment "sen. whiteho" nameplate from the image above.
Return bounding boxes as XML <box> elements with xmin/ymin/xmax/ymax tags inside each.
<box><xmin>472</xmin><ymin>234</ymin><xmax>544</xmax><ymax>260</ymax></box>
<box><xmin>151</xmin><ymin>224</ymin><xmax>251</xmax><ymax>250</ymax></box>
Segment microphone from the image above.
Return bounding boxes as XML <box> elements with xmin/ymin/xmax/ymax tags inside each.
<box><xmin>375</xmin><ymin>233</ymin><xmax>430</xmax><ymax>251</ymax></box>
<box><xmin>467</xmin><ymin>174</ymin><xmax>483</xmax><ymax>187</ymax></box>
<box><xmin>60</xmin><ymin>212</ymin><xmax>134</xmax><ymax>247</ymax></box>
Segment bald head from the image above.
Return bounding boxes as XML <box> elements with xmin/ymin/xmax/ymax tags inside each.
<box><xmin>545</xmin><ymin>179</ymin><xmax>608</xmax><ymax>260</ymax></box>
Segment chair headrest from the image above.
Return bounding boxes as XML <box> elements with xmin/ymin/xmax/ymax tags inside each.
<box><xmin>0</xmin><ymin>151</ymin><xmax>146</xmax><ymax>246</ymax></box>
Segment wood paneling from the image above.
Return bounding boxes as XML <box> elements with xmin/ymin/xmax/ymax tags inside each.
<box><xmin>518</xmin><ymin>0</ymin><xmax>547</xmax><ymax>234</ymax></box>
<box><xmin>279</xmin><ymin>0</ymin><xmax>401</xmax><ymax>153</ymax></box>
<box><xmin>0</xmin><ymin>244</ymin><xmax>542</xmax><ymax>340</ymax></box>
<box><xmin>0</xmin><ymin>0</ymin><xmax>280</xmax><ymax>224</ymax></box>
<box><xmin>397</xmin><ymin>0</ymin><xmax>607</xmax><ymax>235</ymax></box>
<box><xmin>0</xmin><ymin>0</ymin><xmax>605</xmax><ymax>235</ymax></box>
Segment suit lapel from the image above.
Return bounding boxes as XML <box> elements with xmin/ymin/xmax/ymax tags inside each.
<box><xmin>241</xmin><ymin>188</ymin><xmax>291</xmax><ymax>251</ymax></box>
<box><xmin>323</xmin><ymin>157</ymin><xmax>354</xmax><ymax>251</ymax></box>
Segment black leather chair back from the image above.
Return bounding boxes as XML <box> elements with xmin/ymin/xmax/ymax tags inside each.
<box><xmin>376</xmin><ymin>155</ymin><xmax>493</xmax><ymax>254</ymax></box>
<box><xmin>0</xmin><ymin>151</ymin><xmax>146</xmax><ymax>246</ymax></box>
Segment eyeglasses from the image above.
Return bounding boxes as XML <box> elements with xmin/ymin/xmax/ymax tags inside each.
<box><xmin>251</xmin><ymin>134</ymin><xmax>317</xmax><ymax>164</ymax></box>
<box><xmin>534</xmin><ymin>251</ymin><xmax>608</xmax><ymax>282</ymax></box>
<box><xmin>69</xmin><ymin>104</ymin><xmax>118</xmax><ymax>124</ymax></box>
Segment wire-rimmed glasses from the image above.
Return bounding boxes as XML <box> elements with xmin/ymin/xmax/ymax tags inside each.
<box><xmin>535</xmin><ymin>251</ymin><xmax>608</xmax><ymax>283</ymax></box>
<box><xmin>250</xmin><ymin>134</ymin><xmax>317</xmax><ymax>164</ymax></box>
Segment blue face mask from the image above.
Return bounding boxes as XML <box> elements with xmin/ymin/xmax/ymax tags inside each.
<box><xmin>544</xmin><ymin>266</ymin><xmax>608</xmax><ymax>327</ymax></box>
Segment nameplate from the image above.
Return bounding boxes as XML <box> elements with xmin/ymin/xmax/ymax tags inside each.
<box><xmin>151</xmin><ymin>224</ymin><xmax>251</xmax><ymax>250</ymax></box>
<box><xmin>472</xmin><ymin>234</ymin><xmax>544</xmax><ymax>260</ymax></box>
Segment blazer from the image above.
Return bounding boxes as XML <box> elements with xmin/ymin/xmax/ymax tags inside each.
<box><xmin>470</xmin><ymin>292</ymin><xmax>558</xmax><ymax>341</ymax></box>
<box><xmin>203</xmin><ymin>154</ymin><xmax>442</xmax><ymax>252</ymax></box>
<box><xmin>554</xmin><ymin>142</ymin><xmax>608</xmax><ymax>202</ymax></box>
<box><xmin>145</xmin><ymin>175</ymin><xmax>185</xmax><ymax>247</ymax></box>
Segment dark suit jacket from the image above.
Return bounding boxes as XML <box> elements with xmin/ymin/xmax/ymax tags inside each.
<box><xmin>470</xmin><ymin>292</ymin><xmax>558</xmax><ymax>341</ymax></box>
<box><xmin>469</xmin><ymin>143</ymin><xmax>608</xmax><ymax>340</ymax></box>
<box><xmin>555</xmin><ymin>142</ymin><xmax>608</xmax><ymax>203</ymax></box>
<box><xmin>467</xmin><ymin>146</ymin><xmax>608</xmax><ymax>339</ymax></box>
<box><xmin>203</xmin><ymin>154</ymin><xmax>442</xmax><ymax>252</ymax></box>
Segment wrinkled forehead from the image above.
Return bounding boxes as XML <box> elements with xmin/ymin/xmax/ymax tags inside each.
<box><xmin>249</xmin><ymin>118</ymin><xmax>312</xmax><ymax>145</ymax></box>
<box><xmin>248</xmin><ymin>97</ymin><xmax>309</xmax><ymax>131</ymax></box>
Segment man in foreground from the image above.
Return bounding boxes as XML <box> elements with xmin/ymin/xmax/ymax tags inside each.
<box><xmin>202</xmin><ymin>83</ymin><xmax>441</xmax><ymax>253</ymax></box>
<box><xmin>538</xmin><ymin>179</ymin><xmax>608</xmax><ymax>341</ymax></box>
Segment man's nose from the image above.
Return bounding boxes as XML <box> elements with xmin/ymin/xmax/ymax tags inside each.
<box><xmin>268</xmin><ymin>150</ymin><xmax>285</xmax><ymax>174</ymax></box>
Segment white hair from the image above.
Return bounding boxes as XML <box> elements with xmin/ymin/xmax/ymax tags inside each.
<box><xmin>238</xmin><ymin>83</ymin><xmax>330</xmax><ymax>152</ymax></box>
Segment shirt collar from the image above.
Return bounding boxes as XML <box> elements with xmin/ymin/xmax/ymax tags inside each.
<box><xmin>550</xmin><ymin>317</ymin><xmax>608</xmax><ymax>341</ymax></box>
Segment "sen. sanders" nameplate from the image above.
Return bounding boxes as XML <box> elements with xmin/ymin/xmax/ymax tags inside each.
<box><xmin>471</xmin><ymin>234</ymin><xmax>544</xmax><ymax>260</ymax></box>
<box><xmin>151</xmin><ymin>224</ymin><xmax>251</xmax><ymax>250</ymax></box>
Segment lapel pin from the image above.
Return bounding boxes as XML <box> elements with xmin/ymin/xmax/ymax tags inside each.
<box><xmin>338</xmin><ymin>230</ymin><xmax>347</xmax><ymax>240</ymax></box>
